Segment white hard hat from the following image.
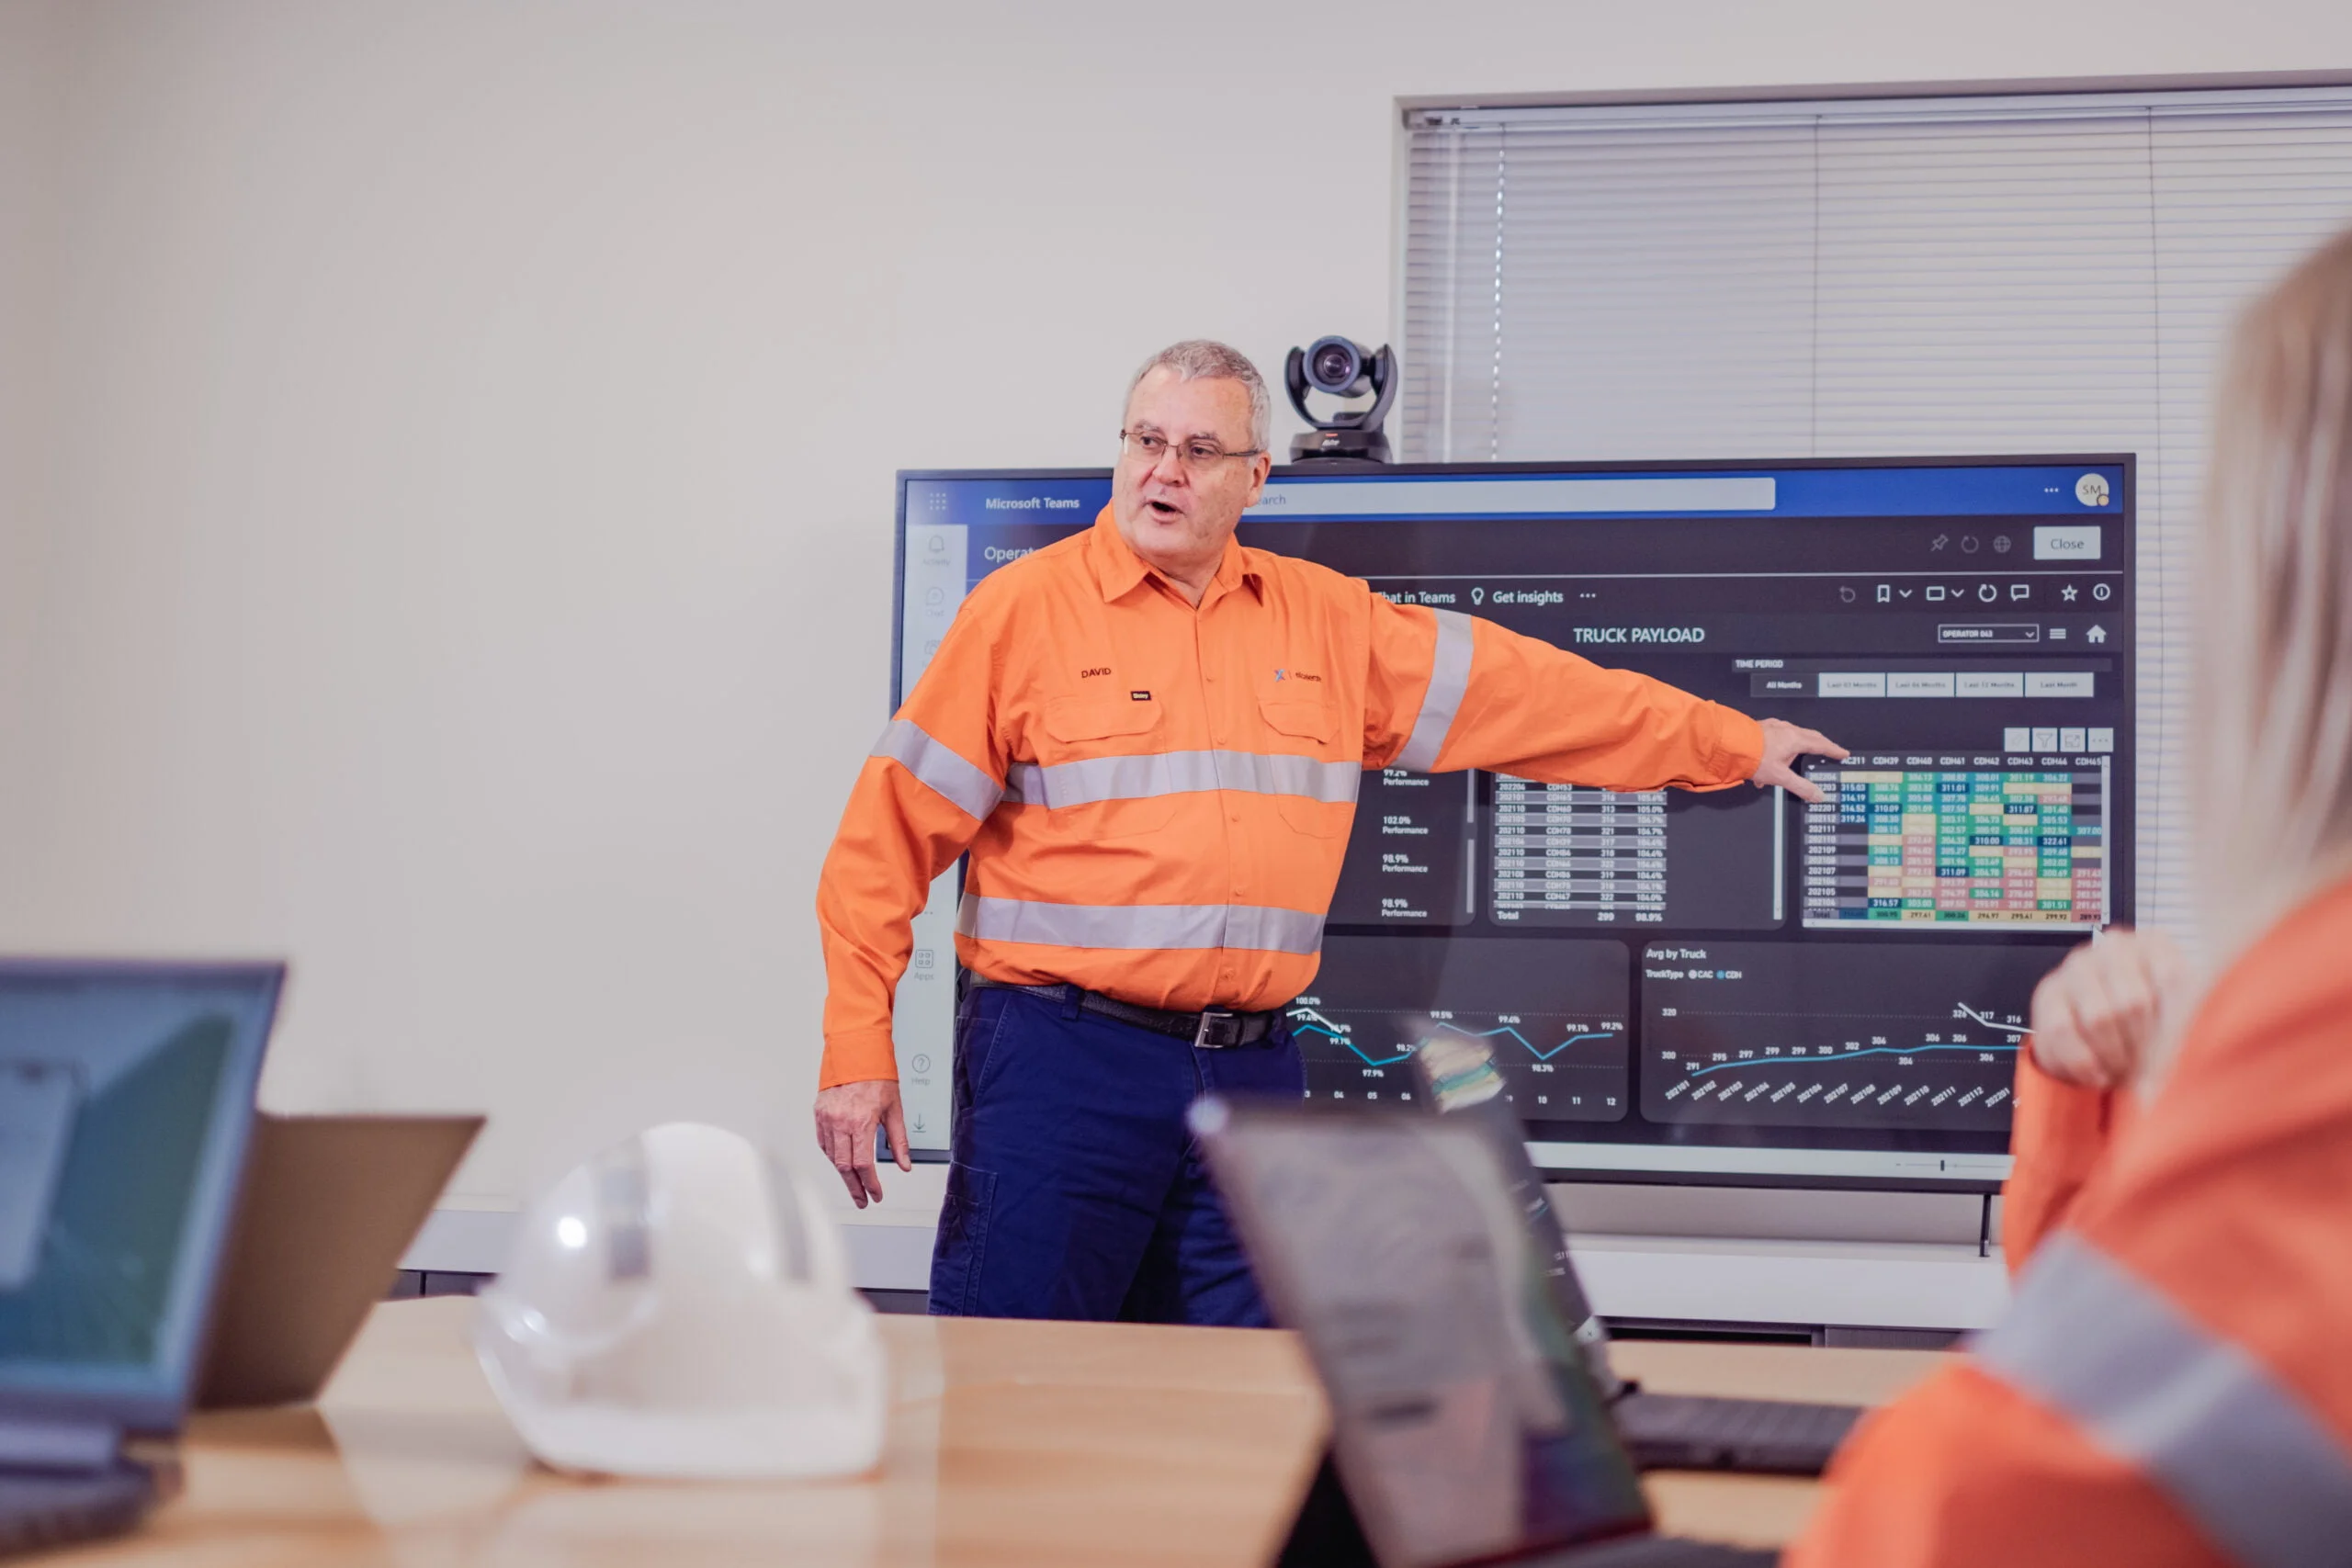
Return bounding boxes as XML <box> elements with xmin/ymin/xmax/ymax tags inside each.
<box><xmin>473</xmin><ymin>1122</ymin><xmax>887</xmax><ymax>1480</ymax></box>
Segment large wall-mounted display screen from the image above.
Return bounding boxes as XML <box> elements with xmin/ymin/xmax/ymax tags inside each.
<box><xmin>889</xmin><ymin>457</ymin><xmax>2133</xmax><ymax>1189</ymax></box>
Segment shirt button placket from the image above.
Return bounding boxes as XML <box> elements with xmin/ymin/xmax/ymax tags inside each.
<box><xmin>1200</xmin><ymin>606</ymin><xmax>1238</xmax><ymax>994</ymax></box>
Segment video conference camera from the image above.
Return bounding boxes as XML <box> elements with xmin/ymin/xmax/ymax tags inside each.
<box><xmin>1285</xmin><ymin>336</ymin><xmax>1397</xmax><ymax>465</ymax></box>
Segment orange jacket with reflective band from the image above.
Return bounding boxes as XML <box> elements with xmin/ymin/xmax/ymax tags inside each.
<box><xmin>816</xmin><ymin>505</ymin><xmax>1765</xmax><ymax>1088</ymax></box>
<box><xmin>1789</xmin><ymin>877</ymin><xmax>2352</xmax><ymax>1568</ymax></box>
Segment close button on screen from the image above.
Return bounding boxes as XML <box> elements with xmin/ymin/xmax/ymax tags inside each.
<box><xmin>2033</xmin><ymin>525</ymin><xmax>2100</xmax><ymax>560</ymax></box>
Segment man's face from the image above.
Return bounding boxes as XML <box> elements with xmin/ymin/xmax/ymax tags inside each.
<box><xmin>1112</xmin><ymin>367</ymin><xmax>1272</xmax><ymax>578</ymax></box>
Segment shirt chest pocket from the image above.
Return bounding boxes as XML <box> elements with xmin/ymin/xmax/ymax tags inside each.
<box><xmin>1257</xmin><ymin>694</ymin><xmax>1358</xmax><ymax>839</ymax></box>
<box><xmin>1029</xmin><ymin>694</ymin><xmax>1178</xmax><ymax>840</ymax></box>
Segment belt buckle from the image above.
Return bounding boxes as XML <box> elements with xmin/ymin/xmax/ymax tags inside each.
<box><xmin>1193</xmin><ymin>1009</ymin><xmax>1242</xmax><ymax>1049</ymax></box>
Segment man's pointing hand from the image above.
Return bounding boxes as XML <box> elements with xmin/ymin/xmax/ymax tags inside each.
<box><xmin>1750</xmin><ymin>717</ymin><xmax>1849</xmax><ymax>804</ymax></box>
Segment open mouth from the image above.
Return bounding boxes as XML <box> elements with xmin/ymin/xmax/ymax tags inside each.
<box><xmin>1146</xmin><ymin>498</ymin><xmax>1182</xmax><ymax>519</ymax></box>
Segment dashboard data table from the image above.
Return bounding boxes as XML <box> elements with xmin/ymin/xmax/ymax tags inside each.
<box><xmin>1490</xmin><ymin>782</ymin><xmax>1668</xmax><ymax>924</ymax></box>
<box><xmin>1802</xmin><ymin>757</ymin><xmax>2109</xmax><ymax>930</ymax></box>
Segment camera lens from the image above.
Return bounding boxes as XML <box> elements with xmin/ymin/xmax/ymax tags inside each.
<box><xmin>1310</xmin><ymin>340</ymin><xmax>1359</xmax><ymax>391</ymax></box>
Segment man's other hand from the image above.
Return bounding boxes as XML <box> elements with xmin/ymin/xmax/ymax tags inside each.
<box><xmin>1749</xmin><ymin>718</ymin><xmax>1849</xmax><ymax>804</ymax></box>
<box><xmin>813</xmin><ymin>1078</ymin><xmax>911</xmax><ymax>1208</ymax></box>
<box><xmin>2029</xmin><ymin>928</ymin><xmax>2188</xmax><ymax>1090</ymax></box>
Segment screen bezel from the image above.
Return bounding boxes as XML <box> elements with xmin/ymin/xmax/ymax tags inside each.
<box><xmin>0</xmin><ymin>959</ymin><xmax>284</xmax><ymax>1433</ymax></box>
<box><xmin>891</xmin><ymin>453</ymin><xmax>2136</xmax><ymax>1194</ymax></box>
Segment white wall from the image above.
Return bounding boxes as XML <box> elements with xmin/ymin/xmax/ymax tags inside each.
<box><xmin>6</xmin><ymin>0</ymin><xmax>2352</xmax><ymax>1221</ymax></box>
<box><xmin>0</xmin><ymin>2</ymin><xmax>59</xmax><ymax>855</ymax></box>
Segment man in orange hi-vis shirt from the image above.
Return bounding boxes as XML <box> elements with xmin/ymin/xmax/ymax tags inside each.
<box><xmin>814</xmin><ymin>339</ymin><xmax>1845</xmax><ymax>1325</ymax></box>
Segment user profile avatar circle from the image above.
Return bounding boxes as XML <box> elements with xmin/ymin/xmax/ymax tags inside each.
<box><xmin>2075</xmin><ymin>473</ymin><xmax>2111</xmax><ymax>507</ymax></box>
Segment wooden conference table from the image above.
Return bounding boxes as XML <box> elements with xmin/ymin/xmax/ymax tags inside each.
<box><xmin>64</xmin><ymin>1298</ymin><xmax>1945</xmax><ymax>1567</ymax></box>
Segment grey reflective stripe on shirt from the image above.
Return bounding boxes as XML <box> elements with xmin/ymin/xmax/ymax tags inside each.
<box><xmin>956</xmin><ymin>895</ymin><xmax>1325</xmax><ymax>954</ymax></box>
<box><xmin>1000</xmin><ymin>763</ymin><xmax>1042</xmax><ymax>805</ymax></box>
<box><xmin>1973</xmin><ymin>1230</ymin><xmax>2352</xmax><ymax>1568</ymax></box>
<box><xmin>999</xmin><ymin>749</ymin><xmax>1361</xmax><ymax>810</ymax></box>
<box><xmin>869</xmin><ymin>719</ymin><xmax>1002</xmax><ymax>820</ymax></box>
<box><xmin>1395</xmin><ymin>608</ymin><xmax>1476</xmax><ymax>772</ymax></box>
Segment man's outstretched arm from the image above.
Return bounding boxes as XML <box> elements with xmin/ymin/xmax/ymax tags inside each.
<box><xmin>1363</xmin><ymin>600</ymin><xmax>1846</xmax><ymax>798</ymax></box>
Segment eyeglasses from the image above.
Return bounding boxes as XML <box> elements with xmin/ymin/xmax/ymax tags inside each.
<box><xmin>1120</xmin><ymin>429</ymin><xmax>1264</xmax><ymax>471</ymax></box>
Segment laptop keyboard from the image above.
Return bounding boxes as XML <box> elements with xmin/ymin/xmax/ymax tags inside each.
<box><xmin>1614</xmin><ymin>1391</ymin><xmax>1862</xmax><ymax>1472</ymax></box>
<box><xmin>0</xmin><ymin>1468</ymin><xmax>154</xmax><ymax>1557</ymax></box>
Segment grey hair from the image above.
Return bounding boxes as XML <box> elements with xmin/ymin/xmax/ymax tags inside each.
<box><xmin>1127</xmin><ymin>340</ymin><xmax>1272</xmax><ymax>454</ymax></box>
<box><xmin>2194</xmin><ymin>223</ymin><xmax>2352</xmax><ymax>963</ymax></box>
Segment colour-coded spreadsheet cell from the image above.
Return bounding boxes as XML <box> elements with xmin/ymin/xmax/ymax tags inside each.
<box><xmin>1799</xmin><ymin>759</ymin><xmax>2109</xmax><ymax>930</ymax></box>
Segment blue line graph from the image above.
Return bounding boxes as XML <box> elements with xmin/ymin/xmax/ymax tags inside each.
<box><xmin>1300</xmin><ymin>1029</ymin><xmax>1414</xmax><ymax>1067</ymax></box>
<box><xmin>1516</xmin><ymin>1028</ymin><xmax>1619</xmax><ymax>1062</ymax></box>
<box><xmin>1288</xmin><ymin>1007</ymin><xmax>1618</xmax><ymax>1068</ymax></box>
<box><xmin>1688</xmin><ymin>1042</ymin><xmax>2019</xmax><ymax>1079</ymax></box>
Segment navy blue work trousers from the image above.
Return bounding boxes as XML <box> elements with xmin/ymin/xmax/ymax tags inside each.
<box><xmin>928</xmin><ymin>983</ymin><xmax>1306</xmax><ymax>1325</ymax></box>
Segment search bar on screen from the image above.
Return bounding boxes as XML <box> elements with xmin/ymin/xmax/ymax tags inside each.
<box><xmin>1246</xmin><ymin>475</ymin><xmax>1777</xmax><ymax>519</ymax></box>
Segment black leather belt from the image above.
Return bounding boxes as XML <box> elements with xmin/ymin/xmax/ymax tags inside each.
<box><xmin>970</xmin><ymin>978</ymin><xmax>1283</xmax><ymax>1048</ymax></box>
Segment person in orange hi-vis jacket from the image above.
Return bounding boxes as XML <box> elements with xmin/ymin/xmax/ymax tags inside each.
<box><xmin>1789</xmin><ymin>227</ymin><xmax>2352</xmax><ymax>1564</ymax></box>
<box><xmin>810</xmin><ymin>338</ymin><xmax>1845</xmax><ymax>1325</ymax></box>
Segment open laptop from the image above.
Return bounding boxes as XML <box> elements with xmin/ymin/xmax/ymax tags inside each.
<box><xmin>0</xmin><ymin>960</ymin><xmax>283</xmax><ymax>1557</ymax></box>
<box><xmin>1193</xmin><ymin>1096</ymin><xmax>1777</xmax><ymax>1568</ymax></box>
<box><xmin>199</xmin><ymin>1112</ymin><xmax>483</xmax><ymax>1409</ymax></box>
<box><xmin>1413</xmin><ymin>1034</ymin><xmax>1861</xmax><ymax>1475</ymax></box>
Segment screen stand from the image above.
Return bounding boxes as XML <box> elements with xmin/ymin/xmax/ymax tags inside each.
<box><xmin>1277</xmin><ymin>1449</ymin><xmax>1377</xmax><ymax>1567</ymax></box>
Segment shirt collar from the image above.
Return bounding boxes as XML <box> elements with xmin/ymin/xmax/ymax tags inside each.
<box><xmin>1086</xmin><ymin>504</ymin><xmax>1261</xmax><ymax>604</ymax></box>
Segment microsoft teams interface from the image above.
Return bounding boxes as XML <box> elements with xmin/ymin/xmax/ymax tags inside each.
<box><xmin>892</xmin><ymin>459</ymin><xmax>2132</xmax><ymax>1184</ymax></box>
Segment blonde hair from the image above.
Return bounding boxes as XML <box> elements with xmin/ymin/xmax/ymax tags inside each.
<box><xmin>2194</xmin><ymin>226</ymin><xmax>2352</xmax><ymax>958</ymax></box>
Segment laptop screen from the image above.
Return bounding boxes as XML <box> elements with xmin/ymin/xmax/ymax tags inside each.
<box><xmin>0</xmin><ymin>962</ymin><xmax>282</xmax><ymax>1429</ymax></box>
<box><xmin>1414</xmin><ymin>1032</ymin><xmax>1623</xmax><ymax>1400</ymax></box>
<box><xmin>1195</xmin><ymin>1100</ymin><xmax>1653</xmax><ymax>1568</ymax></box>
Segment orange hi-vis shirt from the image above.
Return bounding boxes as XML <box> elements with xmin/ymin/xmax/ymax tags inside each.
<box><xmin>816</xmin><ymin>505</ymin><xmax>1765</xmax><ymax>1089</ymax></box>
<box><xmin>1788</xmin><ymin>876</ymin><xmax>2352</xmax><ymax>1568</ymax></box>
